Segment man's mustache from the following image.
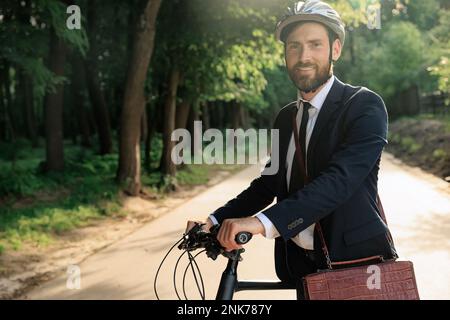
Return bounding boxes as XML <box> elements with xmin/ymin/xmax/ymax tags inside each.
<box><xmin>294</xmin><ymin>63</ymin><xmax>317</xmax><ymax>69</ymax></box>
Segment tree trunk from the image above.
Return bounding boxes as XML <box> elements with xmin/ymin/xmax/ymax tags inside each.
<box><xmin>44</xmin><ymin>28</ymin><xmax>67</xmax><ymax>172</ymax></box>
<box><xmin>232</xmin><ymin>102</ymin><xmax>241</xmax><ymax>129</ymax></box>
<box><xmin>71</xmin><ymin>54</ymin><xmax>91</xmax><ymax>148</ymax></box>
<box><xmin>175</xmin><ymin>100</ymin><xmax>190</xmax><ymax>129</ymax></box>
<box><xmin>144</xmin><ymin>99</ymin><xmax>162</xmax><ymax>172</ymax></box>
<box><xmin>201</xmin><ymin>102</ymin><xmax>210</xmax><ymax>131</ymax></box>
<box><xmin>1</xmin><ymin>62</ymin><xmax>12</xmax><ymax>141</ymax></box>
<box><xmin>392</xmin><ymin>85</ymin><xmax>420</xmax><ymax>117</ymax></box>
<box><xmin>159</xmin><ymin>67</ymin><xmax>180</xmax><ymax>176</ymax></box>
<box><xmin>86</xmin><ymin>0</ymin><xmax>112</xmax><ymax>155</ymax></box>
<box><xmin>187</xmin><ymin>102</ymin><xmax>202</xmax><ymax>158</ymax></box>
<box><xmin>85</xmin><ymin>71</ymin><xmax>112</xmax><ymax>154</ymax></box>
<box><xmin>215</xmin><ymin>101</ymin><xmax>225</xmax><ymax>130</ymax></box>
<box><xmin>4</xmin><ymin>62</ymin><xmax>16</xmax><ymax>140</ymax></box>
<box><xmin>141</xmin><ymin>106</ymin><xmax>148</xmax><ymax>143</ymax></box>
<box><xmin>348</xmin><ymin>28</ymin><xmax>356</xmax><ymax>66</ymax></box>
<box><xmin>117</xmin><ymin>0</ymin><xmax>162</xmax><ymax>196</ymax></box>
<box><xmin>0</xmin><ymin>61</ymin><xmax>7</xmax><ymax>141</ymax></box>
<box><xmin>21</xmin><ymin>71</ymin><xmax>38</xmax><ymax>147</ymax></box>
<box><xmin>240</xmin><ymin>105</ymin><xmax>250</xmax><ymax>129</ymax></box>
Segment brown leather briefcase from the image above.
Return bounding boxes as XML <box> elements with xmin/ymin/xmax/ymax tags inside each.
<box><xmin>302</xmin><ymin>251</ymin><xmax>420</xmax><ymax>300</ymax></box>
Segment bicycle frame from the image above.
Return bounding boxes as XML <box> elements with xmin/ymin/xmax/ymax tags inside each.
<box><xmin>215</xmin><ymin>249</ymin><xmax>296</xmax><ymax>300</ymax></box>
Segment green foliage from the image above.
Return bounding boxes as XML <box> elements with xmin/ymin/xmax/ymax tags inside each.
<box><xmin>0</xmin><ymin>197</ymin><xmax>121</xmax><ymax>251</ymax></box>
<box><xmin>0</xmin><ymin>170</ymin><xmax>48</xmax><ymax>197</ymax></box>
<box><xmin>335</xmin><ymin>0</ymin><xmax>380</xmax><ymax>28</ymax></box>
<box><xmin>345</xmin><ymin>21</ymin><xmax>425</xmax><ymax>99</ymax></box>
<box><xmin>404</xmin><ymin>0</ymin><xmax>439</xmax><ymax>30</ymax></box>
<box><xmin>154</xmin><ymin>0</ymin><xmax>285</xmax><ymax>113</ymax></box>
<box><xmin>40</xmin><ymin>0</ymin><xmax>89</xmax><ymax>55</ymax></box>
<box><xmin>427</xmin><ymin>10</ymin><xmax>450</xmax><ymax>96</ymax></box>
<box><xmin>205</xmin><ymin>29</ymin><xmax>284</xmax><ymax>107</ymax></box>
<box><xmin>429</xmin><ymin>57</ymin><xmax>450</xmax><ymax>96</ymax></box>
<box><xmin>0</xmin><ymin>0</ymin><xmax>88</xmax><ymax>101</ymax></box>
<box><xmin>262</xmin><ymin>66</ymin><xmax>297</xmax><ymax>116</ymax></box>
<box><xmin>0</xmin><ymin>143</ymin><xmax>122</xmax><ymax>252</ymax></box>
<box><xmin>432</xmin><ymin>148</ymin><xmax>447</xmax><ymax>160</ymax></box>
<box><xmin>400</xmin><ymin>136</ymin><xmax>422</xmax><ymax>153</ymax></box>
<box><xmin>176</xmin><ymin>165</ymin><xmax>210</xmax><ymax>186</ymax></box>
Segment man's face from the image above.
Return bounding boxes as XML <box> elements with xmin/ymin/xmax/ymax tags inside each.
<box><xmin>284</xmin><ymin>22</ymin><xmax>340</xmax><ymax>92</ymax></box>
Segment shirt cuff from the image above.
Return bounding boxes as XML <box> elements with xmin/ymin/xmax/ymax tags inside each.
<box><xmin>255</xmin><ymin>213</ymin><xmax>280</xmax><ymax>239</ymax></box>
<box><xmin>208</xmin><ymin>214</ymin><xmax>219</xmax><ymax>226</ymax></box>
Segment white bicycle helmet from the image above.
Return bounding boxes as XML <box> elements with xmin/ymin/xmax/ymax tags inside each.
<box><xmin>276</xmin><ymin>0</ymin><xmax>345</xmax><ymax>46</ymax></box>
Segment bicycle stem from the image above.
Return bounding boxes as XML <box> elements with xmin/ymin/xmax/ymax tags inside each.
<box><xmin>215</xmin><ymin>249</ymin><xmax>243</xmax><ymax>300</ymax></box>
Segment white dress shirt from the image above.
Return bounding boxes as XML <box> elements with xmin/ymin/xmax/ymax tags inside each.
<box><xmin>210</xmin><ymin>76</ymin><xmax>335</xmax><ymax>250</ymax></box>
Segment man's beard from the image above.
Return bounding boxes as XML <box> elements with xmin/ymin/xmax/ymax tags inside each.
<box><xmin>288</xmin><ymin>61</ymin><xmax>331</xmax><ymax>93</ymax></box>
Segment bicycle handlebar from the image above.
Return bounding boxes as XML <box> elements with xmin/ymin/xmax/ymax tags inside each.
<box><xmin>178</xmin><ymin>223</ymin><xmax>252</xmax><ymax>261</ymax></box>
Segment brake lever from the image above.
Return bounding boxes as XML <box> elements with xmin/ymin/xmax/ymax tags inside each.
<box><xmin>178</xmin><ymin>223</ymin><xmax>206</xmax><ymax>250</ymax></box>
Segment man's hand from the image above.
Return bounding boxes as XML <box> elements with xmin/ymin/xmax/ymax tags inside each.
<box><xmin>217</xmin><ymin>217</ymin><xmax>265</xmax><ymax>252</ymax></box>
<box><xmin>185</xmin><ymin>218</ymin><xmax>214</xmax><ymax>234</ymax></box>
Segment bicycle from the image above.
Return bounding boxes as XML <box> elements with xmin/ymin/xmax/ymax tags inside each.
<box><xmin>154</xmin><ymin>223</ymin><xmax>295</xmax><ymax>300</ymax></box>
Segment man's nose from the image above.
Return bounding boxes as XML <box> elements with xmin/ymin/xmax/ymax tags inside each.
<box><xmin>299</xmin><ymin>46</ymin><xmax>313</xmax><ymax>64</ymax></box>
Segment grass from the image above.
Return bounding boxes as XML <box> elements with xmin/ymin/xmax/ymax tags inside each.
<box><xmin>0</xmin><ymin>146</ymin><xmax>124</xmax><ymax>251</ymax></box>
<box><xmin>176</xmin><ymin>165</ymin><xmax>210</xmax><ymax>185</ymax></box>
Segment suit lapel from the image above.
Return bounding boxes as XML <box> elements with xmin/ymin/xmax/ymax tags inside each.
<box><xmin>277</xmin><ymin>102</ymin><xmax>297</xmax><ymax>198</ymax></box>
<box><xmin>307</xmin><ymin>77</ymin><xmax>346</xmax><ymax>170</ymax></box>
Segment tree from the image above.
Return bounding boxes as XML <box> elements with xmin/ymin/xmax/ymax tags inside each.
<box><xmin>159</xmin><ymin>66</ymin><xmax>180</xmax><ymax>179</ymax></box>
<box><xmin>152</xmin><ymin>0</ymin><xmax>286</xmax><ymax>187</ymax></box>
<box><xmin>85</xmin><ymin>0</ymin><xmax>113</xmax><ymax>155</ymax></box>
<box><xmin>117</xmin><ymin>0</ymin><xmax>162</xmax><ymax>195</ymax></box>
<box><xmin>0</xmin><ymin>0</ymin><xmax>88</xmax><ymax>170</ymax></box>
<box><xmin>428</xmin><ymin>9</ymin><xmax>450</xmax><ymax>98</ymax></box>
<box><xmin>44</xmin><ymin>25</ymin><xmax>67</xmax><ymax>171</ymax></box>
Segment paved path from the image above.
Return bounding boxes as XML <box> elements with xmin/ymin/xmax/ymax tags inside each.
<box><xmin>23</xmin><ymin>153</ymin><xmax>450</xmax><ymax>300</ymax></box>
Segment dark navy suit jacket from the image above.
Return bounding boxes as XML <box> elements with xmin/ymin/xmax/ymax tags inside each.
<box><xmin>212</xmin><ymin>77</ymin><xmax>397</xmax><ymax>281</ymax></box>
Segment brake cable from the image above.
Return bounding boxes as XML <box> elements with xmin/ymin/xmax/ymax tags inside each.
<box><xmin>154</xmin><ymin>237</ymin><xmax>183</xmax><ymax>300</ymax></box>
<box><xmin>154</xmin><ymin>224</ymin><xmax>252</xmax><ymax>300</ymax></box>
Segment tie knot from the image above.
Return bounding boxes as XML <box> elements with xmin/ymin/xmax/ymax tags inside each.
<box><xmin>302</xmin><ymin>101</ymin><xmax>312</xmax><ymax>112</ymax></box>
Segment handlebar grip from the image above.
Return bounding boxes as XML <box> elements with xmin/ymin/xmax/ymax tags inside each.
<box><xmin>235</xmin><ymin>232</ymin><xmax>252</xmax><ymax>244</ymax></box>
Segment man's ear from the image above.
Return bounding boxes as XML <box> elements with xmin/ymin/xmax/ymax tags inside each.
<box><xmin>332</xmin><ymin>39</ymin><xmax>342</xmax><ymax>62</ymax></box>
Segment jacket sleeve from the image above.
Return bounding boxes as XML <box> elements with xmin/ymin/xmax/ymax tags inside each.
<box><xmin>211</xmin><ymin>160</ymin><xmax>278</xmax><ymax>224</ymax></box>
<box><xmin>211</xmin><ymin>111</ymin><xmax>284</xmax><ymax>224</ymax></box>
<box><xmin>261</xmin><ymin>91</ymin><xmax>388</xmax><ymax>240</ymax></box>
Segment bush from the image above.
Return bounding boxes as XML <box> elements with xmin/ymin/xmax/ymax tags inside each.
<box><xmin>0</xmin><ymin>170</ymin><xmax>49</xmax><ymax>197</ymax></box>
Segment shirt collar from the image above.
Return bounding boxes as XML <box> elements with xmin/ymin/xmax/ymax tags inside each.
<box><xmin>296</xmin><ymin>75</ymin><xmax>335</xmax><ymax>111</ymax></box>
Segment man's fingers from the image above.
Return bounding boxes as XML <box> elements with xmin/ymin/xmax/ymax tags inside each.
<box><xmin>185</xmin><ymin>220</ymin><xmax>200</xmax><ymax>233</ymax></box>
<box><xmin>217</xmin><ymin>220</ymin><xmax>242</xmax><ymax>251</ymax></box>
